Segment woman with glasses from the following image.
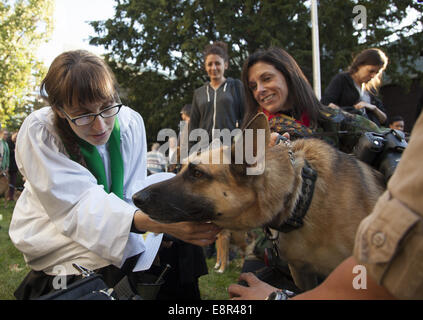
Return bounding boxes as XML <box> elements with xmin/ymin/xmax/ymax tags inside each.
<box><xmin>9</xmin><ymin>50</ymin><xmax>220</xmax><ymax>299</ymax></box>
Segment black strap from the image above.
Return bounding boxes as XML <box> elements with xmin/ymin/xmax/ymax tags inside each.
<box><xmin>275</xmin><ymin>160</ymin><xmax>317</xmax><ymax>233</ymax></box>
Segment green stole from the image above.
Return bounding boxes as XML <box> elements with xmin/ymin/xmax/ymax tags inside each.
<box><xmin>76</xmin><ymin>118</ymin><xmax>124</xmax><ymax>199</ymax></box>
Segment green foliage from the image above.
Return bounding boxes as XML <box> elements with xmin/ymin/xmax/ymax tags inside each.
<box><xmin>89</xmin><ymin>0</ymin><xmax>422</xmax><ymax>144</ymax></box>
<box><xmin>0</xmin><ymin>0</ymin><xmax>54</xmax><ymax>128</ymax></box>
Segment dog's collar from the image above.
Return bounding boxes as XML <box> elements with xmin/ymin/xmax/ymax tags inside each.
<box><xmin>267</xmin><ymin>158</ymin><xmax>318</xmax><ymax>234</ymax></box>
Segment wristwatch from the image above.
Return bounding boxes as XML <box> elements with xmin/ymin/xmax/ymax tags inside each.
<box><xmin>265</xmin><ymin>289</ymin><xmax>295</xmax><ymax>300</ymax></box>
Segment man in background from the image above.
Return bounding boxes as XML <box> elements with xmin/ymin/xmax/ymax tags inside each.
<box><xmin>146</xmin><ymin>143</ymin><xmax>167</xmax><ymax>175</ymax></box>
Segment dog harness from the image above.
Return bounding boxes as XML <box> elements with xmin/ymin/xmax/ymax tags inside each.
<box><xmin>262</xmin><ymin>136</ymin><xmax>318</xmax><ymax>273</ymax></box>
<box><xmin>278</xmin><ymin>160</ymin><xmax>317</xmax><ymax>232</ymax></box>
<box><xmin>266</xmin><ymin>135</ymin><xmax>318</xmax><ymax>234</ymax></box>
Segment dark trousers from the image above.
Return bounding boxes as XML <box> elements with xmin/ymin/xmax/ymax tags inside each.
<box><xmin>152</xmin><ymin>242</ymin><xmax>204</xmax><ymax>300</ymax></box>
<box><xmin>14</xmin><ymin>242</ymin><xmax>207</xmax><ymax>300</ymax></box>
<box><xmin>7</xmin><ymin>171</ymin><xmax>17</xmax><ymax>200</ymax></box>
<box><xmin>14</xmin><ymin>253</ymin><xmax>143</xmax><ymax>300</ymax></box>
<box><xmin>14</xmin><ymin>264</ymin><xmax>126</xmax><ymax>300</ymax></box>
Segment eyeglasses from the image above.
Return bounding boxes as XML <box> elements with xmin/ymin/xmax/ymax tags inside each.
<box><xmin>59</xmin><ymin>104</ymin><xmax>122</xmax><ymax>126</ymax></box>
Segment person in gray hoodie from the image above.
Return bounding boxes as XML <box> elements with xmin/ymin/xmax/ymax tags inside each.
<box><xmin>188</xmin><ymin>41</ymin><xmax>245</xmax><ymax>152</ymax></box>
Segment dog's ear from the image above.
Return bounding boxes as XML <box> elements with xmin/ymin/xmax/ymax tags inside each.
<box><xmin>243</xmin><ymin>112</ymin><xmax>270</xmax><ymax>147</ymax></box>
<box><xmin>230</xmin><ymin>113</ymin><xmax>269</xmax><ymax>176</ymax></box>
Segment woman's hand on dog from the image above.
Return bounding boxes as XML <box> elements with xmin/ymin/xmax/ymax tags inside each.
<box><xmin>134</xmin><ymin>210</ymin><xmax>221</xmax><ymax>246</ymax></box>
<box><xmin>160</xmin><ymin>220</ymin><xmax>221</xmax><ymax>246</ymax></box>
<box><xmin>228</xmin><ymin>272</ymin><xmax>278</xmax><ymax>300</ymax></box>
<box><xmin>269</xmin><ymin>132</ymin><xmax>290</xmax><ymax>147</ymax></box>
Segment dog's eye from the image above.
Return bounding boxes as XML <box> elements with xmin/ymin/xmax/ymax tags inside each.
<box><xmin>193</xmin><ymin>169</ymin><xmax>203</xmax><ymax>178</ymax></box>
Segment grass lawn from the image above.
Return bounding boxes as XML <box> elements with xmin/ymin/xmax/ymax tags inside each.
<box><xmin>199</xmin><ymin>257</ymin><xmax>243</xmax><ymax>300</ymax></box>
<box><xmin>0</xmin><ymin>200</ymin><xmax>30</xmax><ymax>300</ymax></box>
<box><xmin>0</xmin><ymin>200</ymin><xmax>241</xmax><ymax>300</ymax></box>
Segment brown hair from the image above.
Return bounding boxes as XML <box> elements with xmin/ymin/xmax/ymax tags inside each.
<box><xmin>40</xmin><ymin>50</ymin><xmax>120</xmax><ymax>165</ymax></box>
<box><xmin>203</xmin><ymin>41</ymin><xmax>229</xmax><ymax>63</ymax></box>
<box><xmin>241</xmin><ymin>47</ymin><xmax>322</xmax><ymax>129</ymax></box>
<box><xmin>348</xmin><ymin>48</ymin><xmax>388</xmax><ymax>93</ymax></box>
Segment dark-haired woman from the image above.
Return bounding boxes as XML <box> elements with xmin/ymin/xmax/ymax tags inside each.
<box><xmin>241</xmin><ymin>47</ymin><xmax>383</xmax><ymax>154</ymax></box>
<box><xmin>189</xmin><ymin>41</ymin><xmax>245</xmax><ymax>150</ymax></box>
<box><xmin>239</xmin><ymin>47</ymin><xmax>385</xmax><ymax>291</ymax></box>
<box><xmin>321</xmin><ymin>48</ymin><xmax>388</xmax><ymax>127</ymax></box>
<box><xmin>9</xmin><ymin>50</ymin><xmax>219</xmax><ymax>299</ymax></box>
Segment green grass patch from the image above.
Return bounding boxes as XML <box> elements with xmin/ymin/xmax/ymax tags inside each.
<box><xmin>0</xmin><ymin>201</ymin><xmax>30</xmax><ymax>300</ymax></box>
<box><xmin>199</xmin><ymin>257</ymin><xmax>242</xmax><ymax>300</ymax></box>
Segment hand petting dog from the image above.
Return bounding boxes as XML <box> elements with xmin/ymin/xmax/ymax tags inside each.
<box><xmin>133</xmin><ymin>210</ymin><xmax>221</xmax><ymax>246</ymax></box>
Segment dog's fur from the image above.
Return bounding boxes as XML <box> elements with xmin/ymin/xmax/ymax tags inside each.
<box><xmin>134</xmin><ymin>113</ymin><xmax>385</xmax><ymax>290</ymax></box>
<box><xmin>168</xmin><ymin>146</ymin><xmax>250</xmax><ymax>273</ymax></box>
<box><xmin>0</xmin><ymin>172</ymin><xmax>9</xmax><ymax>208</ymax></box>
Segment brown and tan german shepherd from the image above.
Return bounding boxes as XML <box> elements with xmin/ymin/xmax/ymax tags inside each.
<box><xmin>133</xmin><ymin>113</ymin><xmax>385</xmax><ymax>290</ymax></box>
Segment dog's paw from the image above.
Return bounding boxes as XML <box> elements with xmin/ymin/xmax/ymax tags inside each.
<box><xmin>216</xmin><ymin>268</ymin><xmax>225</xmax><ymax>274</ymax></box>
<box><xmin>214</xmin><ymin>262</ymin><xmax>221</xmax><ymax>270</ymax></box>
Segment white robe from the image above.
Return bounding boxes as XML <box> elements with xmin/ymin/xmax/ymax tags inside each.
<box><xmin>9</xmin><ymin>106</ymin><xmax>168</xmax><ymax>275</ymax></box>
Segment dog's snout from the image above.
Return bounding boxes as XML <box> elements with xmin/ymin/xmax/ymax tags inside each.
<box><xmin>132</xmin><ymin>189</ymin><xmax>151</xmax><ymax>208</ymax></box>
